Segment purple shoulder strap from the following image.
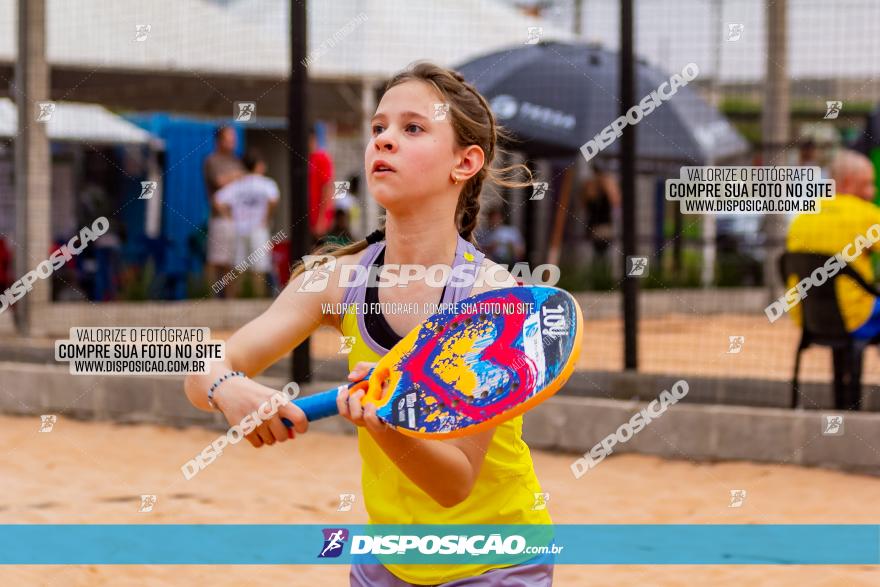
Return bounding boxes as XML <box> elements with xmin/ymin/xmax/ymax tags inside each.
<box><xmin>341</xmin><ymin>236</ymin><xmax>485</xmax><ymax>354</ymax></box>
<box><xmin>443</xmin><ymin>235</ymin><xmax>486</xmax><ymax>304</ymax></box>
<box><xmin>341</xmin><ymin>242</ymin><xmax>384</xmax><ymax>307</ymax></box>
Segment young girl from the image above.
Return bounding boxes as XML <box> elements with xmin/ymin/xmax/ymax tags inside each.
<box><xmin>184</xmin><ymin>62</ymin><xmax>554</xmax><ymax>586</ymax></box>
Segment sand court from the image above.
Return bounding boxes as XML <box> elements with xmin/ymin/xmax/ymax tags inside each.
<box><xmin>1</xmin><ymin>414</ymin><xmax>879</xmax><ymax>586</ymax></box>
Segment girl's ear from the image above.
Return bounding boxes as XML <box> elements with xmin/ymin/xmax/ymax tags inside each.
<box><xmin>453</xmin><ymin>144</ymin><xmax>485</xmax><ymax>183</ymax></box>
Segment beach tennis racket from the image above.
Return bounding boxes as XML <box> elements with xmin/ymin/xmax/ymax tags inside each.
<box><xmin>281</xmin><ymin>285</ymin><xmax>582</xmax><ymax>439</ymax></box>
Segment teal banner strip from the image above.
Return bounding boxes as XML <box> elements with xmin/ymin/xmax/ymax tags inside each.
<box><xmin>0</xmin><ymin>525</ymin><xmax>876</xmax><ymax>565</ymax></box>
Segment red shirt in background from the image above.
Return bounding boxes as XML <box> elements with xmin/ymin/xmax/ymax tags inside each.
<box><xmin>0</xmin><ymin>237</ymin><xmax>11</xmax><ymax>288</ymax></box>
<box><xmin>308</xmin><ymin>150</ymin><xmax>334</xmax><ymax>235</ymax></box>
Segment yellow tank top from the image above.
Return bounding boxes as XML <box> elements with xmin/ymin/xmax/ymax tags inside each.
<box><xmin>339</xmin><ymin>238</ymin><xmax>552</xmax><ymax>584</ymax></box>
<box><xmin>786</xmin><ymin>193</ymin><xmax>880</xmax><ymax>331</ymax></box>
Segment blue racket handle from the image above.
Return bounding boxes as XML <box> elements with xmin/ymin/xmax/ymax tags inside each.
<box><xmin>285</xmin><ymin>388</ymin><xmax>340</xmax><ymax>423</ymax></box>
<box><xmin>281</xmin><ymin>368</ymin><xmax>374</xmax><ymax>427</ymax></box>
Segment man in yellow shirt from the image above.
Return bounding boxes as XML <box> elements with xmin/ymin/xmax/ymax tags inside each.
<box><xmin>786</xmin><ymin>150</ymin><xmax>880</xmax><ymax>340</ymax></box>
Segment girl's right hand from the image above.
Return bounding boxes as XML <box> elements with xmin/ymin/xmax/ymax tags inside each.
<box><xmin>213</xmin><ymin>377</ymin><xmax>308</xmax><ymax>448</ymax></box>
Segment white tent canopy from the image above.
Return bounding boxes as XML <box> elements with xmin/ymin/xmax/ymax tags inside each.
<box><xmin>0</xmin><ymin>98</ymin><xmax>159</xmax><ymax>145</ymax></box>
<box><xmin>0</xmin><ymin>0</ymin><xmax>575</xmax><ymax>80</ymax></box>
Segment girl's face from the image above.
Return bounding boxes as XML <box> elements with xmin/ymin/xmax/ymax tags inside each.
<box><xmin>365</xmin><ymin>80</ymin><xmax>460</xmax><ymax>211</ymax></box>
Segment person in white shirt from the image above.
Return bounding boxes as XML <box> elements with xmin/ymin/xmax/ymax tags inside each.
<box><xmin>476</xmin><ymin>207</ymin><xmax>525</xmax><ymax>267</ymax></box>
<box><xmin>214</xmin><ymin>150</ymin><xmax>279</xmax><ymax>297</ymax></box>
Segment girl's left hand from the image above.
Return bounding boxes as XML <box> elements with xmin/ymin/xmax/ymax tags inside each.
<box><xmin>338</xmin><ymin>361</ymin><xmax>388</xmax><ymax>434</ymax></box>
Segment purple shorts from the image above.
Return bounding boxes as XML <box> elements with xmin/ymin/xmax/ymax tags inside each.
<box><xmin>349</xmin><ymin>561</ymin><xmax>554</xmax><ymax>586</ymax></box>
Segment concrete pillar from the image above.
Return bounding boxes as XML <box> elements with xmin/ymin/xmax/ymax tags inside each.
<box><xmin>13</xmin><ymin>0</ymin><xmax>51</xmax><ymax>336</ymax></box>
<box><xmin>361</xmin><ymin>77</ymin><xmax>380</xmax><ymax>235</ymax></box>
<box><xmin>761</xmin><ymin>0</ymin><xmax>790</xmax><ymax>294</ymax></box>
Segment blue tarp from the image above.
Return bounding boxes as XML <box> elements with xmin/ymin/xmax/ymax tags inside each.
<box><xmin>125</xmin><ymin>114</ymin><xmax>244</xmax><ymax>298</ymax></box>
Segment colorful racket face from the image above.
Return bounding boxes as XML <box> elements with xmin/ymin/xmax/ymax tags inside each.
<box><xmin>350</xmin><ymin>285</ymin><xmax>583</xmax><ymax>439</ymax></box>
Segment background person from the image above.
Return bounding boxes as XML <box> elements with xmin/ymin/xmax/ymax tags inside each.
<box><xmin>204</xmin><ymin>125</ymin><xmax>245</xmax><ymax>297</ymax></box>
<box><xmin>79</xmin><ymin>153</ymin><xmax>121</xmax><ymax>301</ymax></box>
<box><xmin>215</xmin><ymin>150</ymin><xmax>279</xmax><ymax>298</ymax></box>
<box><xmin>316</xmin><ymin>207</ymin><xmax>355</xmax><ymax>248</ymax></box>
<box><xmin>308</xmin><ymin>124</ymin><xmax>336</xmax><ymax>239</ymax></box>
<box><xmin>476</xmin><ymin>207</ymin><xmax>525</xmax><ymax>267</ymax></box>
<box><xmin>582</xmin><ymin>162</ymin><xmax>621</xmax><ymax>264</ymax></box>
<box><xmin>786</xmin><ymin>149</ymin><xmax>880</xmax><ymax>342</ymax></box>
<box><xmin>797</xmin><ymin>138</ymin><xmax>830</xmax><ymax>179</ymax></box>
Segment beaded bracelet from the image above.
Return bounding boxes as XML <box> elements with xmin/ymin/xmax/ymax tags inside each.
<box><xmin>207</xmin><ymin>371</ymin><xmax>245</xmax><ymax>410</ymax></box>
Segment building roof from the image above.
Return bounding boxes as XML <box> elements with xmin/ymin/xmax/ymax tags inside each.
<box><xmin>0</xmin><ymin>0</ymin><xmax>575</xmax><ymax>80</ymax></box>
<box><xmin>0</xmin><ymin>98</ymin><xmax>159</xmax><ymax>144</ymax></box>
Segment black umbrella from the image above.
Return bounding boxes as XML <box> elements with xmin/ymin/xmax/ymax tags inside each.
<box><xmin>456</xmin><ymin>41</ymin><xmax>748</xmax><ymax>164</ymax></box>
